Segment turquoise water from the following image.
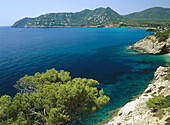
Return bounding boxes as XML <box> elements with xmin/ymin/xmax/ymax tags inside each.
<box><xmin>0</xmin><ymin>27</ymin><xmax>169</xmax><ymax>124</ymax></box>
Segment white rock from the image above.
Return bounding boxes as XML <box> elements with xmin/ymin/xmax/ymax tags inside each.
<box><xmin>107</xmin><ymin>67</ymin><xmax>170</xmax><ymax>125</ymax></box>
<box><xmin>128</xmin><ymin>35</ymin><xmax>170</xmax><ymax>55</ymax></box>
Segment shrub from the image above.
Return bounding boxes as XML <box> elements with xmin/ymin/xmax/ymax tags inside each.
<box><xmin>165</xmin><ymin>117</ymin><xmax>170</xmax><ymax>125</ymax></box>
<box><xmin>155</xmin><ymin>31</ymin><xmax>162</xmax><ymax>38</ymax></box>
<box><xmin>146</xmin><ymin>28</ymin><xmax>157</xmax><ymax>35</ymax></box>
<box><xmin>146</xmin><ymin>94</ymin><xmax>169</xmax><ymax>111</ymax></box>
<box><xmin>154</xmin><ymin>29</ymin><xmax>170</xmax><ymax>42</ymax></box>
<box><xmin>158</xmin><ymin>30</ymin><xmax>169</xmax><ymax>42</ymax></box>
<box><xmin>146</xmin><ymin>94</ymin><xmax>170</xmax><ymax>119</ymax></box>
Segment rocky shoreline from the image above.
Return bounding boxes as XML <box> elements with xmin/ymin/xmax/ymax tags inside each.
<box><xmin>12</xmin><ymin>25</ymin><xmax>149</xmax><ymax>29</ymax></box>
<box><xmin>128</xmin><ymin>35</ymin><xmax>170</xmax><ymax>55</ymax></box>
<box><xmin>107</xmin><ymin>66</ymin><xmax>170</xmax><ymax>125</ymax></box>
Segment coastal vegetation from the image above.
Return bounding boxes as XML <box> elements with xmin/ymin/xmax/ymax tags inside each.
<box><xmin>107</xmin><ymin>65</ymin><xmax>170</xmax><ymax>125</ymax></box>
<box><xmin>165</xmin><ymin>117</ymin><xmax>170</xmax><ymax>125</ymax></box>
<box><xmin>146</xmin><ymin>94</ymin><xmax>170</xmax><ymax>118</ymax></box>
<box><xmin>0</xmin><ymin>69</ymin><xmax>110</xmax><ymax>125</ymax></box>
<box><xmin>145</xmin><ymin>26</ymin><xmax>170</xmax><ymax>42</ymax></box>
<box><xmin>146</xmin><ymin>60</ymin><xmax>170</xmax><ymax>124</ymax></box>
<box><xmin>128</xmin><ymin>24</ymin><xmax>170</xmax><ymax>55</ymax></box>
<box><xmin>145</xmin><ymin>28</ymin><xmax>157</xmax><ymax>35</ymax></box>
<box><xmin>124</xmin><ymin>7</ymin><xmax>170</xmax><ymax>26</ymax></box>
<box><xmin>12</xmin><ymin>7</ymin><xmax>170</xmax><ymax>28</ymax></box>
<box><xmin>146</xmin><ymin>93</ymin><xmax>170</xmax><ymax>125</ymax></box>
<box><xmin>165</xmin><ymin>60</ymin><xmax>170</xmax><ymax>80</ymax></box>
<box><xmin>155</xmin><ymin>28</ymin><xmax>170</xmax><ymax>42</ymax></box>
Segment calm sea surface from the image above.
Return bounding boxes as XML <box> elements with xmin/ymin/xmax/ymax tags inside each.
<box><xmin>0</xmin><ymin>27</ymin><xmax>169</xmax><ymax>124</ymax></box>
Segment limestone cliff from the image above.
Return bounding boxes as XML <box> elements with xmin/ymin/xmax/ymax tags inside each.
<box><xmin>107</xmin><ymin>66</ymin><xmax>170</xmax><ymax>125</ymax></box>
<box><xmin>128</xmin><ymin>35</ymin><xmax>170</xmax><ymax>55</ymax></box>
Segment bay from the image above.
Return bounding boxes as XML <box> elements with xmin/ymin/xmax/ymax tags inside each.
<box><xmin>0</xmin><ymin>27</ymin><xmax>169</xmax><ymax>124</ymax></box>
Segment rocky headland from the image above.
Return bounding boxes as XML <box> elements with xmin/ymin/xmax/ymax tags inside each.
<box><xmin>107</xmin><ymin>66</ymin><xmax>170</xmax><ymax>125</ymax></box>
<box><xmin>107</xmin><ymin>28</ymin><xmax>170</xmax><ymax>125</ymax></box>
<box><xmin>128</xmin><ymin>35</ymin><xmax>170</xmax><ymax>55</ymax></box>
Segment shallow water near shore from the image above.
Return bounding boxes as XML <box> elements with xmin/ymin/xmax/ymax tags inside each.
<box><xmin>0</xmin><ymin>27</ymin><xmax>169</xmax><ymax>124</ymax></box>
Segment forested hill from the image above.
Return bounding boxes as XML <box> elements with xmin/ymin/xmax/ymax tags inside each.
<box><xmin>125</xmin><ymin>7</ymin><xmax>170</xmax><ymax>21</ymax></box>
<box><xmin>12</xmin><ymin>7</ymin><xmax>123</xmax><ymax>28</ymax></box>
<box><xmin>12</xmin><ymin>7</ymin><xmax>170</xmax><ymax>28</ymax></box>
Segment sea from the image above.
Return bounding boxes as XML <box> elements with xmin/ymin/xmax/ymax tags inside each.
<box><xmin>0</xmin><ymin>27</ymin><xmax>169</xmax><ymax>124</ymax></box>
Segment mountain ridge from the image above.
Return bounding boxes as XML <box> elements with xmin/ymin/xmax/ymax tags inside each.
<box><xmin>12</xmin><ymin>7</ymin><xmax>170</xmax><ymax>28</ymax></box>
<box><xmin>125</xmin><ymin>7</ymin><xmax>170</xmax><ymax>19</ymax></box>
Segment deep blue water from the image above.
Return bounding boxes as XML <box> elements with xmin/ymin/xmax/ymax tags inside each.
<box><xmin>0</xmin><ymin>27</ymin><xmax>169</xmax><ymax>124</ymax></box>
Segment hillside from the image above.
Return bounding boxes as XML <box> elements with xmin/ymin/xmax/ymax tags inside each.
<box><xmin>12</xmin><ymin>7</ymin><xmax>170</xmax><ymax>28</ymax></box>
<box><xmin>12</xmin><ymin>7</ymin><xmax>123</xmax><ymax>28</ymax></box>
<box><xmin>125</xmin><ymin>7</ymin><xmax>170</xmax><ymax>21</ymax></box>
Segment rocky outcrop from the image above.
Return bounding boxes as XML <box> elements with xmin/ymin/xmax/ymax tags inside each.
<box><xmin>128</xmin><ymin>35</ymin><xmax>170</xmax><ymax>55</ymax></box>
<box><xmin>107</xmin><ymin>66</ymin><xmax>170</xmax><ymax>125</ymax></box>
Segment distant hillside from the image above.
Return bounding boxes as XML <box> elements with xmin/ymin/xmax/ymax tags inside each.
<box><xmin>12</xmin><ymin>7</ymin><xmax>170</xmax><ymax>28</ymax></box>
<box><xmin>12</xmin><ymin>18</ymin><xmax>35</xmax><ymax>28</ymax></box>
<box><xmin>12</xmin><ymin>7</ymin><xmax>123</xmax><ymax>28</ymax></box>
<box><xmin>125</xmin><ymin>7</ymin><xmax>170</xmax><ymax>22</ymax></box>
<box><xmin>124</xmin><ymin>7</ymin><xmax>170</xmax><ymax>24</ymax></box>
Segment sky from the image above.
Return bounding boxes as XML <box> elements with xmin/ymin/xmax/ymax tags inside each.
<box><xmin>0</xmin><ymin>0</ymin><xmax>170</xmax><ymax>26</ymax></box>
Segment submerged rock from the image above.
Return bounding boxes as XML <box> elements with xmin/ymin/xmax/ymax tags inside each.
<box><xmin>107</xmin><ymin>66</ymin><xmax>170</xmax><ymax>125</ymax></box>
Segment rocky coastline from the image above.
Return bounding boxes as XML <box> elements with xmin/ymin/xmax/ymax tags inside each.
<box><xmin>107</xmin><ymin>66</ymin><xmax>170</xmax><ymax>125</ymax></box>
<box><xmin>12</xmin><ymin>25</ymin><xmax>149</xmax><ymax>29</ymax></box>
<box><xmin>128</xmin><ymin>35</ymin><xmax>170</xmax><ymax>55</ymax></box>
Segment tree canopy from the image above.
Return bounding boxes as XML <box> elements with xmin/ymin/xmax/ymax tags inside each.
<box><xmin>145</xmin><ymin>28</ymin><xmax>157</xmax><ymax>35</ymax></box>
<box><xmin>0</xmin><ymin>69</ymin><xmax>110</xmax><ymax>125</ymax></box>
<box><xmin>155</xmin><ymin>28</ymin><xmax>170</xmax><ymax>42</ymax></box>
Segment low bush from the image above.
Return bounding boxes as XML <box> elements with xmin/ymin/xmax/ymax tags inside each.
<box><xmin>146</xmin><ymin>94</ymin><xmax>170</xmax><ymax>119</ymax></box>
<box><xmin>154</xmin><ymin>29</ymin><xmax>170</xmax><ymax>42</ymax></box>
<box><xmin>146</xmin><ymin>94</ymin><xmax>170</xmax><ymax>111</ymax></box>
<box><xmin>165</xmin><ymin>117</ymin><xmax>170</xmax><ymax>125</ymax></box>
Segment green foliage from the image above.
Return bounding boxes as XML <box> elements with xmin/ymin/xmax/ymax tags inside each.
<box><xmin>165</xmin><ymin>60</ymin><xmax>170</xmax><ymax>80</ymax></box>
<box><xmin>146</xmin><ymin>36</ymin><xmax>156</xmax><ymax>43</ymax></box>
<box><xmin>146</xmin><ymin>94</ymin><xmax>170</xmax><ymax>119</ymax></box>
<box><xmin>15</xmin><ymin>68</ymin><xmax>71</xmax><ymax>94</ymax></box>
<box><xmin>158</xmin><ymin>30</ymin><xmax>169</xmax><ymax>42</ymax></box>
<box><xmin>125</xmin><ymin>7</ymin><xmax>170</xmax><ymax>20</ymax></box>
<box><xmin>166</xmin><ymin>23</ymin><xmax>170</xmax><ymax>27</ymax></box>
<box><xmin>152</xmin><ymin>109</ymin><xmax>165</xmax><ymax>119</ymax></box>
<box><xmin>147</xmin><ymin>37</ymin><xmax>151</xmax><ymax>40</ymax></box>
<box><xmin>0</xmin><ymin>69</ymin><xmax>110</xmax><ymax>124</ymax></box>
<box><xmin>13</xmin><ymin>7</ymin><xmax>122</xmax><ymax>28</ymax></box>
<box><xmin>155</xmin><ymin>31</ymin><xmax>162</xmax><ymax>38</ymax></box>
<box><xmin>167</xmin><ymin>108</ymin><xmax>170</xmax><ymax>113</ymax></box>
<box><xmin>146</xmin><ymin>94</ymin><xmax>169</xmax><ymax>111</ymax></box>
<box><xmin>152</xmin><ymin>39</ymin><xmax>156</xmax><ymax>43</ymax></box>
<box><xmin>154</xmin><ymin>29</ymin><xmax>170</xmax><ymax>42</ymax></box>
<box><xmin>145</xmin><ymin>28</ymin><xmax>157</xmax><ymax>34</ymax></box>
<box><xmin>165</xmin><ymin>117</ymin><xmax>170</xmax><ymax>125</ymax></box>
<box><xmin>0</xmin><ymin>95</ymin><xmax>11</xmax><ymax>120</ymax></box>
<box><xmin>12</xmin><ymin>7</ymin><xmax>170</xmax><ymax>28</ymax></box>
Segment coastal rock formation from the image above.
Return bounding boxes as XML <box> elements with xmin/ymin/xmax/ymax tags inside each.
<box><xmin>107</xmin><ymin>66</ymin><xmax>170</xmax><ymax>125</ymax></box>
<box><xmin>128</xmin><ymin>35</ymin><xmax>170</xmax><ymax>55</ymax></box>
